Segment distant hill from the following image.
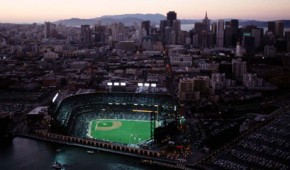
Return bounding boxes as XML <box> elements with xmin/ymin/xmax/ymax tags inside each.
<box><xmin>54</xmin><ymin>14</ymin><xmax>290</xmax><ymax>28</ymax></box>
<box><xmin>54</xmin><ymin>13</ymin><xmax>165</xmax><ymax>26</ymax></box>
<box><xmin>238</xmin><ymin>20</ymin><xmax>290</xmax><ymax>28</ymax></box>
<box><xmin>99</xmin><ymin>13</ymin><xmax>165</xmax><ymax>23</ymax></box>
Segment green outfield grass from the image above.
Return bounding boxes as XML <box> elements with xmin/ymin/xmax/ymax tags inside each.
<box><xmin>88</xmin><ymin>119</ymin><xmax>151</xmax><ymax>144</ymax></box>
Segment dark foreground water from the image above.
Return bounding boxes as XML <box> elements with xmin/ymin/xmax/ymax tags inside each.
<box><xmin>0</xmin><ymin>137</ymin><xmax>151</xmax><ymax>170</ymax></box>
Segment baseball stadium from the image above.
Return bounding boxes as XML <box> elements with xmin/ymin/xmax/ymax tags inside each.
<box><xmin>50</xmin><ymin>93</ymin><xmax>176</xmax><ymax>146</ymax></box>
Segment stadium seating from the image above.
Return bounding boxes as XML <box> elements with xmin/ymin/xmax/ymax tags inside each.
<box><xmin>52</xmin><ymin>92</ymin><xmax>176</xmax><ymax>135</ymax></box>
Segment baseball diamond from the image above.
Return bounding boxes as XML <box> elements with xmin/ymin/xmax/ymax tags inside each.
<box><xmin>88</xmin><ymin>119</ymin><xmax>151</xmax><ymax>144</ymax></box>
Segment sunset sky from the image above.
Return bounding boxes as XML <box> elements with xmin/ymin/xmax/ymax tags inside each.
<box><xmin>1</xmin><ymin>0</ymin><xmax>290</xmax><ymax>23</ymax></box>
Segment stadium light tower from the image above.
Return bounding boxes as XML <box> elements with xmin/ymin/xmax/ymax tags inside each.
<box><xmin>107</xmin><ymin>81</ymin><xmax>127</xmax><ymax>92</ymax></box>
<box><xmin>107</xmin><ymin>82</ymin><xmax>113</xmax><ymax>92</ymax></box>
<box><xmin>136</xmin><ymin>82</ymin><xmax>157</xmax><ymax>93</ymax></box>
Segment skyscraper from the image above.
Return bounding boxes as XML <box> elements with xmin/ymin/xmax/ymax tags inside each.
<box><xmin>286</xmin><ymin>31</ymin><xmax>290</xmax><ymax>42</ymax></box>
<box><xmin>252</xmin><ymin>28</ymin><xmax>263</xmax><ymax>49</ymax></box>
<box><xmin>286</xmin><ymin>31</ymin><xmax>290</xmax><ymax>52</ymax></box>
<box><xmin>216</xmin><ymin>20</ymin><xmax>224</xmax><ymax>47</ymax></box>
<box><xmin>172</xmin><ymin>20</ymin><xmax>181</xmax><ymax>44</ymax></box>
<box><xmin>224</xmin><ymin>26</ymin><xmax>234</xmax><ymax>47</ymax></box>
<box><xmin>141</xmin><ymin>20</ymin><xmax>151</xmax><ymax>37</ymax></box>
<box><xmin>231</xmin><ymin>19</ymin><xmax>239</xmax><ymax>46</ymax></box>
<box><xmin>95</xmin><ymin>25</ymin><xmax>106</xmax><ymax>45</ymax></box>
<box><xmin>268</xmin><ymin>21</ymin><xmax>276</xmax><ymax>33</ymax></box>
<box><xmin>110</xmin><ymin>23</ymin><xmax>125</xmax><ymax>41</ymax></box>
<box><xmin>275</xmin><ymin>21</ymin><xmax>284</xmax><ymax>38</ymax></box>
<box><xmin>172</xmin><ymin>20</ymin><xmax>181</xmax><ymax>32</ymax></box>
<box><xmin>211</xmin><ymin>23</ymin><xmax>217</xmax><ymax>45</ymax></box>
<box><xmin>167</xmin><ymin>11</ymin><xmax>177</xmax><ymax>27</ymax></box>
<box><xmin>44</xmin><ymin>22</ymin><xmax>50</xmax><ymax>39</ymax></box>
<box><xmin>159</xmin><ymin>20</ymin><xmax>168</xmax><ymax>43</ymax></box>
<box><xmin>81</xmin><ymin>25</ymin><xmax>92</xmax><ymax>45</ymax></box>
<box><xmin>202</xmin><ymin>11</ymin><xmax>210</xmax><ymax>32</ymax></box>
<box><xmin>230</xmin><ymin>20</ymin><xmax>239</xmax><ymax>30</ymax></box>
<box><xmin>43</xmin><ymin>22</ymin><xmax>56</xmax><ymax>39</ymax></box>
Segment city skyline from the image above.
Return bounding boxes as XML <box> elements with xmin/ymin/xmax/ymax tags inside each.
<box><xmin>1</xmin><ymin>0</ymin><xmax>290</xmax><ymax>23</ymax></box>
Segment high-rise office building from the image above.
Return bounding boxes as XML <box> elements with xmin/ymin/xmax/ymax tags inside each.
<box><xmin>194</xmin><ymin>22</ymin><xmax>205</xmax><ymax>48</ymax></box>
<box><xmin>211</xmin><ymin>23</ymin><xmax>217</xmax><ymax>35</ymax></box>
<box><xmin>286</xmin><ymin>31</ymin><xmax>290</xmax><ymax>52</ymax></box>
<box><xmin>141</xmin><ymin>20</ymin><xmax>151</xmax><ymax>37</ymax></box>
<box><xmin>242</xmin><ymin>33</ymin><xmax>255</xmax><ymax>51</ymax></box>
<box><xmin>95</xmin><ymin>25</ymin><xmax>106</xmax><ymax>45</ymax></box>
<box><xmin>200</xmin><ymin>31</ymin><xmax>208</xmax><ymax>48</ymax></box>
<box><xmin>165</xmin><ymin>26</ymin><xmax>172</xmax><ymax>44</ymax></box>
<box><xmin>202</xmin><ymin>11</ymin><xmax>210</xmax><ymax>32</ymax></box>
<box><xmin>167</xmin><ymin>11</ymin><xmax>177</xmax><ymax>27</ymax></box>
<box><xmin>211</xmin><ymin>23</ymin><xmax>217</xmax><ymax>45</ymax></box>
<box><xmin>230</xmin><ymin>20</ymin><xmax>239</xmax><ymax>30</ymax></box>
<box><xmin>172</xmin><ymin>20</ymin><xmax>181</xmax><ymax>45</ymax></box>
<box><xmin>224</xmin><ymin>26</ymin><xmax>234</xmax><ymax>47</ymax></box>
<box><xmin>110</xmin><ymin>23</ymin><xmax>125</xmax><ymax>41</ymax></box>
<box><xmin>252</xmin><ymin>28</ymin><xmax>263</xmax><ymax>49</ymax></box>
<box><xmin>275</xmin><ymin>21</ymin><xmax>284</xmax><ymax>38</ymax></box>
<box><xmin>81</xmin><ymin>25</ymin><xmax>92</xmax><ymax>45</ymax></box>
<box><xmin>286</xmin><ymin>31</ymin><xmax>290</xmax><ymax>42</ymax></box>
<box><xmin>159</xmin><ymin>20</ymin><xmax>168</xmax><ymax>43</ymax></box>
<box><xmin>172</xmin><ymin>20</ymin><xmax>181</xmax><ymax>32</ymax></box>
<box><xmin>44</xmin><ymin>22</ymin><xmax>50</xmax><ymax>39</ymax></box>
<box><xmin>44</xmin><ymin>22</ymin><xmax>56</xmax><ymax>39</ymax></box>
<box><xmin>231</xmin><ymin>19</ymin><xmax>239</xmax><ymax>45</ymax></box>
<box><xmin>216</xmin><ymin>20</ymin><xmax>224</xmax><ymax>47</ymax></box>
<box><xmin>268</xmin><ymin>21</ymin><xmax>276</xmax><ymax>33</ymax></box>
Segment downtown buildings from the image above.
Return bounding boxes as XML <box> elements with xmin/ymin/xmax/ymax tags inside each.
<box><xmin>1</xmin><ymin>10</ymin><xmax>290</xmax><ymax>169</ymax></box>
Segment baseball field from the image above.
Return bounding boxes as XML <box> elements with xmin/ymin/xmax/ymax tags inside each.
<box><xmin>87</xmin><ymin>119</ymin><xmax>151</xmax><ymax>144</ymax></box>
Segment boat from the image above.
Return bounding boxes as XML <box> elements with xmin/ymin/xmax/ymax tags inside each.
<box><xmin>52</xmin><ymin>161</ymin><xmax>64</xmax><ymax>170</ymax></box>
<box><xmin>87</xmin><ymin>150</ymin><xmax>94</xmax><ymax>154</ymax></box>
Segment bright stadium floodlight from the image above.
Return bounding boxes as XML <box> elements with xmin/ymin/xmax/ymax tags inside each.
<box><xmin>116</xmin><ymin>103</ymin><xmax>120</xmax><ymax>105</ymax></box>
<box><xmin>120</xmin><ymin>82</ymin><xmax>126</xmax><ymax>86</ymax></box>
<box><xmin>138</xmin><ymin>83</ymin><xmax>143</xmax><ymax>87</ymax></box>
<box><xmin>107</xmin><ymin>82</ymin><xmax>113</xmax><ymax>86</ymax></box>
<box><xmin>134</xmin><ymin>103</ymin><xmax>138</xmax><ymax>106</ymax></box>
<box><xmin>102</xmin><ymin>109</ymin><xmax>106</xmax><ymax>111</ymax></box>
<box><xmin>114</xmin><ymin>82</ymin><xmax>120</xmax><ymax>86</ymax></box>
<box><xmin>52</xmin><ymin>93</ymin><xmax>59</xmax><ymax>103</ymax></box>
<box><xmin>144</xmin><ymin>83</ymin><xmax>150</xmax><ymax>87</ymax></box>
<box><xmin>108</xmin><ymin>103</ymin><xmax>113</xmax><ymax>105</ymax></box>
<box><xmin>151</xmin><ymin>83</ymin><xmax>157</xmax><ymax>87</ymax></box>
<box><xmin>154</xmin><ymin>105</ymin><xmax>158</xmax><ymax>107</ymax></box>
<box><xmin>122</xmin><ymin>103</ymin><xmax>126</xmax><ymax>105</ymax></box>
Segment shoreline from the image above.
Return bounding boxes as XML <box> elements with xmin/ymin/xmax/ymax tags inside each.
<box><xmin>17</xmin><ymin>134</ymin><xmax>195</xmax><ymax>169</ymax></box>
